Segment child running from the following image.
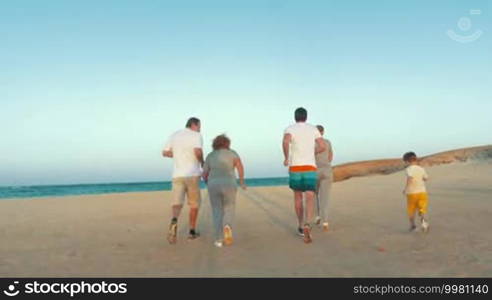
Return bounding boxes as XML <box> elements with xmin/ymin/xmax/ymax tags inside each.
<box><xmin>402</xmin><ymin>152</ymin><xmax>430</xmax><ymax>233</ymax></box>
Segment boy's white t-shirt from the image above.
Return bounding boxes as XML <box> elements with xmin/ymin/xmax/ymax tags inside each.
<box><xmin>405</xmin><ymin>165</ymin><xmax>428</xmax><ymax>194</ymax></box>
<box><xmin>284</xmin><ymin>122</ymin><xmax>321</xmax><ymax>167</ymax></box>
<box><xmin>164</xmin><ymin>128</ymin><xmax>203</xmax><ymax>178</ymax></box>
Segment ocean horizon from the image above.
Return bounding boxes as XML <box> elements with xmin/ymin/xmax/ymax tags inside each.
<box><xmin>0</xmin><ymin>177</ymin><xmax>289</xmax><ymax>199</ymax></box>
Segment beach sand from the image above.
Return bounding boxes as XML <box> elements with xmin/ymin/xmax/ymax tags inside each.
<box><xmin>0</xmin><ymin>161</ymin><xmax>491</xmax><ymax>277</ymax></box>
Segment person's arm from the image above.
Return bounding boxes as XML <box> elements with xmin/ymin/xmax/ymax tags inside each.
<box><xmin>194</xmin><ymin>148</ymin><xmax>204</xmax><ymax>167</ymax></box>
<box><xmin>162</xmin><ymin>138</ymin><xmax>173</xmax><ymax>158</ymax></box>
<box><xmin>403</xmin><ymin>167</ymin><xmax>413</xmax><ymax>194</ymax></box>
<box><xmin>327</xmin><ymin>141</ymin><xmax>333</xmax><ymax>163</ymax></box>
<box><xmin>234</xmin><ymin>156</ymin><xmax>246</xmax><ymax>190</ymax></box>
<box><xmin>282</xmin><ymin>133</ymin><xmax>291</xmax><ymax>167</ymax></box>
<box><xmin>193</xmin><ymin>134</ymin><xmax>204</xmax><ymax>167</ymax></box>
<box><xmin>423</xmin><ymin>169</ymin><xmax>429</xmax><ymax>181</ymax></box>
<box><xmin>202</xmin><ymin>171</ymin><xmax>209</xmax><ymax>184</ymax></box>
<box><xmin>202</xmin><ymin>158</ymin><xmax>209</xmax><ymax>184</ymax></box>
<box><xmin>403</xmin><ymin>176</ymin><xmax>412</xmax><ymax>194</ymax></box>
<box><xmin>315</xmin><ymin>137</ymin><xmax>327</xmax><ymax>154</ymax></box>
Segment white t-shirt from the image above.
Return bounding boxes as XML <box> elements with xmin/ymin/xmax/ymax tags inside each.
<box><xmin>284</xmin><ymin>122</ymin><xmax>321</xmax><ymax>167</ymax></box>
<box><xmin>163</xmin><ymin>128</ymin><xmax>203</xmax><ymax>178</ymax></box>
<box><xmin>405</xmin><ymin>165</ymin><xmax>428</xmax><ymax>194</ymax></box>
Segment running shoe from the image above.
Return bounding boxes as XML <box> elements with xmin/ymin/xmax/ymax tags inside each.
<box><xmin>409</xmin><ymin>224</ymin><xmax>418</xmax><ymax>233</ymax></box>
<box><xmin>167</xmin><ymin>222</ymin><xmax>178</xmax><ymax>244</ymax></box>
<box><xmin>303</xmin><ymin>224</ymin><xmax>312</xmax><ymax>244</ymax></box>
<box><xmin>214</xmin><ymin>240</ymin><xmax>223</xmax><ymax>248</ymax></box>
<box><xmin>322</xmin><ymin>222</ymin><xmax>329</xmax><ymax>232</ymax></box>
<box><xmin>297</xmin><ymin>227</ymin><xmax>305</xmax><ymax>237</ymax></box>
<box><xmin>314</xmin><ymin>216</ymin><xmax>322</xmax><ymax>226</ymax></box>
<box><xmin>187</xmin><ymin>229</ymin><xmax>200</xmax><ymax>241</ymax></box>
<box><xmin>224</xmin><ymin>225</ymin><xmax>233</xmax><ymax>246</ymax></box>
<box><xmin>421</xmin><ymin>220</ymin><xmax>429</xmax><ymax>233</ymax></box>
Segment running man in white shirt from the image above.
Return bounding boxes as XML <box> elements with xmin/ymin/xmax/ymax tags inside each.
<box><xmin>283</xmin><ymin>107</ymin><xmax>326</xmax><ymax>243</ymax></box>
<box><xmin>402</xmin><ymin>151</ymin><xmax>430</xmax><ymax>233</ymax></box>
<box><xmin>162</xmin><ymin>117</ymin><xmax>204</xmax><ymax>244</ymax></box>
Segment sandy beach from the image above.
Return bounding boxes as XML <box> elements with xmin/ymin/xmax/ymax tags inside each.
<box><xmin>1</xmin><ymin>157</ymin><xmax>491</xmax><ymax>277</ymax></box>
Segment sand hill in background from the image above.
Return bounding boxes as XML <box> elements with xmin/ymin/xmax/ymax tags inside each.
<box><xmin>333</xmin><ymin>145</ymin><xmax>492</xmax><ymax>182</ymax></box>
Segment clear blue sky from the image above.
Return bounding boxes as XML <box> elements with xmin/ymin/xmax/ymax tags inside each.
<box><xmin>1</xmin><ymin>0</ymin><xmax>491</xmax><ymax>186</ymax></box>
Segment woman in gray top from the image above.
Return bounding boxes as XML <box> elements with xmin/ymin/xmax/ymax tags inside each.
<box><xmin>202</xmin><ymin>134</ymin><xmax>246</xmax><ymax>248</ymax></box>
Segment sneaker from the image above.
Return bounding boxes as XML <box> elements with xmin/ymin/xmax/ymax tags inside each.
<box><xmin>322</xmin><ymin>222</ymin><xmax>329</xmax><ymax>232</ymax></box>
<box><xmin>409</xmin><ymin>224</ymin><xmax>418</xmax><ymax>232</ymax></box>
<box><xmin>214</xmin><ymin>240</ymin><xmax>223</xmax><ymax>248</ymax></box>
<box><xmin>314</xmin><ymin>216</ymin><xmax>322</xmax><ymax>226</ymax></box>
<box><xmin>187</xmin><ymin>229</ymin><xmax>200</xmax><ymax>241</ymax></box>
<box><xmin>224</xmin><ymin>225</ymin><xmax>233</xmax><ymax>246</ymax></box>
<box><xmin>421</xmin><ymin>220</ymin><xmax>429</xmax><ymax>233</ymax></box>
<box><xmin>167</xmin><ymin>222</ymin><xmax>178</xmax><ymax>244</ymax></box>
<box><xmin>297</xmin><ymin>227</ymin><xmax>305</xmax><ymax>237</ymax></box>
<box><xmin>303</xmin><ymin>224</ymin><xmax>312</xmax><ymax>244</ymax></box>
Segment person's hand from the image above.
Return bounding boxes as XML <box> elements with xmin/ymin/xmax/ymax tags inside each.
<box><xmin>239</xmin><ymin>179</ymin><xmax>247</xmax><ymax>190</ymax></box>
<box><xmin>162</xmin><ymin>150</ymin><xmax>173</xmax><ymax>157</ymax></box>
<box><xmin>283</xmin><ymin>159</ymin><xmax>289</xmax><ymax>167</ymax></box>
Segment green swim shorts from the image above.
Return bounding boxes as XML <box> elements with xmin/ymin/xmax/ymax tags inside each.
<box><xmin>289</xmin><ymin>171</ymin><xmax>318</xmax><ymax>192</ymax></box>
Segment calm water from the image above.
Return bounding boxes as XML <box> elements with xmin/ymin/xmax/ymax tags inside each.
<box><xmin>0</xmin><ymin>177</ymin><xmax>288</xmax><ymax>199</ymax></box>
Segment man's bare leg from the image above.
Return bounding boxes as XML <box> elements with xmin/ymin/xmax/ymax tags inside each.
<box><xmin>188</xmin><ymin>207</ymin><xmax>200</xmax><ymax>239</ymax></box>
<box><xmin>167</xmin><ymin>204</ymin><xmax>183</xmax><ymax>244</ymax></box>
<box><xmin>172</xmin><ymin>204</ymin><xmax>183</xmax><ymax>219</ymax></box>
<box><xmin>304</xmin><ymin>191</ymin><xmax>315</xmax><ymax>226</ymax></box>
<box><xmin>189</xmin><ymin>207</ymin><xmax>198</xmax><ymax>229</ymax></box>
<box><xmin>294</xmin><ymin>191</ymin><xmax>304</xmax><ymax>227</ymax></box>
<box><xmin>302</xmin><ymin>191</ymin><xmax>315</xmax><ymax>243</ymax></box>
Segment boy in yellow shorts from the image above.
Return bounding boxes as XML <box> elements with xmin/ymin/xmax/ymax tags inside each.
<box><xmin>403</xmin><ymin>152</ymin><xmax>430</xmax><ymax>233</ymax></box>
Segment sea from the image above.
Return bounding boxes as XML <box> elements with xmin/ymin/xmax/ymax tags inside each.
<box><xmin>0</xmin><ymin>177</ymin><xmax>289</xmax><ymax>199</ymax></box>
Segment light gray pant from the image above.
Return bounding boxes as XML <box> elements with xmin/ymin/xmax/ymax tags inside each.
<box><xmin>316</xmin><ymin>167</ymin><xmax>333</xmax><ymax>222</ymax></box>
<box><xmin>207</xmin><ymin>184</ymin><xmax>237</xmax><ymax>241</ymax></box>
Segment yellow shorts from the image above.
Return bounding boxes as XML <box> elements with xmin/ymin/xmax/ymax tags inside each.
<box><xmin>171</xmin><ymin>176</ymin><xmax>201</xmax><ymax>209</ymax></box>
<box><xmin>406</xmin><ymin>192</ymin><xmax>428</xmax><ymax>217</ymax></box>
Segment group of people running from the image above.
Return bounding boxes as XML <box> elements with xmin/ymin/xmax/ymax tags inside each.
<box><xmin>162</xmin><ymin>107</ymin><xmax>333</xmax><ymax>247</ymax></box>
<box><xmin>162</xmin><ymin>107</ymin><xmax>431</xmax><ymax>247</ymax></box>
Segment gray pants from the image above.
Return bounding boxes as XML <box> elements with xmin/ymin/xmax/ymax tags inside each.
<box><xmin>207</xmin><ymin>184</ymin><xmax>237</xmax><ymax>241</ymax></box>
<box><xmin>316</xmin><ymin>167</ymin><xmax>333</xmax><ymax>222</ymax></box>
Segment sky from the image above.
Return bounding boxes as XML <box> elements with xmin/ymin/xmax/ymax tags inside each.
<box><xmin>1</xmin><ymin>0</ymin><xmax>491</xmax><ymax>186</ymax></box>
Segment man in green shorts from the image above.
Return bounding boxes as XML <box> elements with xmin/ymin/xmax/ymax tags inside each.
<box><xmin>282</xmin><ymin>107</ymin><xmax>326</xmax><ymax>243</ymax></box>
